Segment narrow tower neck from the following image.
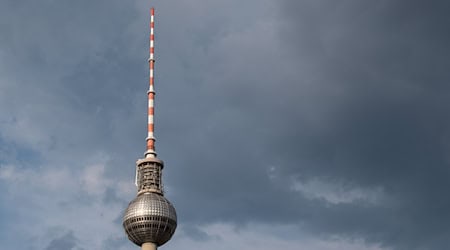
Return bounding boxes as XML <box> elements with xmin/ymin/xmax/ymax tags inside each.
<box><xmin>142</xmin><ymin>242</ymin><xmax>157</xmax><ymax>250</ymax></box>
<box><xmin>145</xmin><ymin>7</ymin><xmax>157</xmax><ymax>158</ymax></box>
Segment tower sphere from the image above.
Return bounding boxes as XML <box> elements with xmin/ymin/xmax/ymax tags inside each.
<box><xmin>123</xmin><ymin>193</ymin><xmax>177</xmax><ymax>246</ymax></box>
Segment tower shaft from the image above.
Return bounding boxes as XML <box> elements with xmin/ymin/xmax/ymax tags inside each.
<box><xmin>123</xmin><ymin>7</ymin><xmax>177</xmax><ymax>249</ymax></box>
<box><xmin>142</xmin><ymin>242</ymin><xmax>157</xmax><ymax>250</ymax></box>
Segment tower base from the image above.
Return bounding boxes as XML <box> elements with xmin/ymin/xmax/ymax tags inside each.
<box><xmin>142</xmin><ymin>242</ymin><xmax>157</xmax><ymax>250</ymax></box>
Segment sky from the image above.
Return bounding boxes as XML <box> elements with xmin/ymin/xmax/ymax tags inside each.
<box><xmin>0</xmin><ymin>0</ymin><xmax>450</xmax><ymax>249</ymax></box>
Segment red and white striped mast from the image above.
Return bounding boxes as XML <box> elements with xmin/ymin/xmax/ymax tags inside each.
<box><xmin>145</xmin><ymin>7</ymin><xmax>156</xmax><ymax>158</ymax></box>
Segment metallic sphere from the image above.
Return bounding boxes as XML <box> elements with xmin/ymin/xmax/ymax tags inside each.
<box><xmin>123</xmin><ymin>193</ymin><xmax>177</xmax><ymax>246</ymax></box>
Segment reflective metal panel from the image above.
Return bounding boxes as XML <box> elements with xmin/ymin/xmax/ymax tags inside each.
<box><xmin>123</xmin><ymin>193</ymin><xmax>177</xmax><ymax>246</ymax></box>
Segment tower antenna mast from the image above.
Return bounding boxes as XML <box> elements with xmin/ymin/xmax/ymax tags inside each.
<box><xmin>146</xmin><ymin>7</ymin><xmax>156</xmax><ymax>158</ymax></box>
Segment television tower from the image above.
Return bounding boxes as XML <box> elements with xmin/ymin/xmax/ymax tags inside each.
<box><xmin>123</xmin><ymin>7</ymin><xmax>177</xmax><ymax>250</ymax></box>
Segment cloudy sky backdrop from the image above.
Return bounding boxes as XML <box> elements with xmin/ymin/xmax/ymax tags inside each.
<box><xmin>1</xmin><ymin>0</ymin><xmax>450</xmax><ymax>249</ymax></box>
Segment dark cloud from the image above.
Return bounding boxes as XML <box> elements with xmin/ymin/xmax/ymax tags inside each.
<box><xmin>45</xmin><ymin>231</ymin><xmax>81</xmax><ymax>250</ymax></box>
<box><xmin>1</xmin><ymin>0</ymin><xmax>450</xmax><ymax>249</ymax></box>
<box><xmin>271</xmin><ymin>3</ymin><xmax>450</xmax><ymax>249</ymax></box>
<box><xmin>158</xmin><ymin>1</ymin><xmax>450</xmax><ymax>250</ymax></box>
<box><xmin>181</xmin><ymin>225</ymin><xmax>220</xmax><ymax>242</ymax></box>
<box><xmin>100</xmin><ymin>235</ymin><xmax>129</xmax><ymax>250</ymax></box>
<box><xmin>103</xmin><ymin>187</ymin><xmax>124</xmax><ymax>204</ymax></box>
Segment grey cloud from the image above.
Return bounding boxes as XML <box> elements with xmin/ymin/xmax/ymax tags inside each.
<box><xmin>100</xmin><ymin>235</ymin><xmax>129</xmax><ymax>250</ymax></box>
<box><xmin>158</xmin><ymin>1</ymin><xmax>450</xmax><ymax>250</ymax></box>
<box><xmin>181</xmin><ymin>225</ymin><xmax>220</xmax><ymax>242</ymax></box>
<box><xmin>1</xmin><ymin>0</ymin><xmax>450</xmax><ymax>250</ymax></box>
<box><xmin>45</xmin><ymin>231</ymin><xmax>82</xmax><ymax>250</ymax></box>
